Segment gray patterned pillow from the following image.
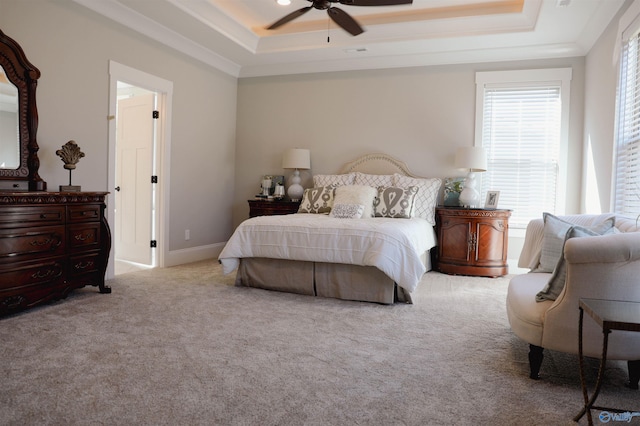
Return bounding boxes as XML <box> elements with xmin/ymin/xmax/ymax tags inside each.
<box><xmin>374</xmin><ymin>186</ymin><xmax>418</xmax><ymax>218</ymax></box>
<box><xmin>329</xmin><ymin>203</ymin><xmax>365</xmax><ymax>219</ymax></box>
<box><xmin>297</xmin><ymin>186</ymin><xmax>335</xmax><ymax>214</ymax></box>
<box><xmin>313</xmin><ymin>174</ymin><xmax>355</xmax><ymax>187</ymax></box>
<box><xmin>354</xmin><ymin>172</ymin><xmax>394</xmax><ymax>188</ymax></box>
<box><xmin>393</xmin><ymin>174</ymin><xmax>442</xmax><ymax>225</ymax></box>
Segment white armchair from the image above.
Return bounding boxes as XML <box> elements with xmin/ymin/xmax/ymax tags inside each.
<box><xmin>506</xmin><ymin>214</ymin><xmax>640</xmax><ymax>387</ymax></box>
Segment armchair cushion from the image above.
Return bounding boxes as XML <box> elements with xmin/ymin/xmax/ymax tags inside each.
<box><xmin>536</xmin><ymin>224</ymin><xmax>614</xmax><ymax>302</ymax></box>
<box><xmin>536</xmin><ymin>213</ymin><xmax>615</xmax><ymax>273</ymax></box>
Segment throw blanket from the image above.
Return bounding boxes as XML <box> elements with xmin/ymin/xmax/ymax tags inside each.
<box><xmin>218</xmin><ymin>214</ymin><xmax>436</xmax><ymax>293</ymax></box>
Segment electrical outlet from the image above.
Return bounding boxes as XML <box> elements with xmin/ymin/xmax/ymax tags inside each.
<box><xmin>185</xmin><ymin>229</ymin><xmax>190</xmax><ymax>240</ymax></box>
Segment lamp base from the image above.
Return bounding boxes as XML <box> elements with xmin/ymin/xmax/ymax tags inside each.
<box><xmin>59</xmin><ymin>185</ymin><xmax>81</xmax><ymax>192</ymax></box>
<box><xmin>287</xmin><ymin>169</ymin><xmax>303</xmax><ymax>201</ymax></box>
<box><xmin>458</xmin><ymin>172</ymin><xmax>480</xmax><ymax>208</ymax></box>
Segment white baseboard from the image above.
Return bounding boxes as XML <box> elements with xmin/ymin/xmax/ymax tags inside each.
<box><xmin>165</xmin><ymin>242</ymin><xmax>226</xmax><ymax>267</ymax></box>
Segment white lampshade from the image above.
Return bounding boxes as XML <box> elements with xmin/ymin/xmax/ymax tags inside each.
<box><xmin>455</xmin><ymin>146</ymin><xmax>487</xmax><ymax>172</ymax></box>
<box><xmin>282</xmin><ymin>148</ymin><xmax>311</xmax><ymax>202</ymax></box>
<box><xmin>282</xmin><ymin>148</ymin><xmax>311</xmax><ymax>170</ymax></box>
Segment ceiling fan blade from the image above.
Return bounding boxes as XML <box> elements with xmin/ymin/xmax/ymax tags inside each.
<box><xmin>328</xmin><ymin>7</ymin><xmax>364</xmax><ymax>36</ymax></box>
<box><xmin>338</xmin><ymin>0</ymin><xmax>413</xmax><ymax>6</ymax></box>
<box><xmin>266</xmin><ymin>6</ymin><xmax>313</xmax><ymax>30</ymax></box>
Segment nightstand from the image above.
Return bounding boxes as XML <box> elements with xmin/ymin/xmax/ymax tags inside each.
<box><xmin>248</xmin><ymin>199</ymin><xmax>301</xmax><ymax>218</ymax></box>
<box><xmin>435</xmin><ymin>207</ymin><xmax>511</xmax><ymax>277</ymax></box>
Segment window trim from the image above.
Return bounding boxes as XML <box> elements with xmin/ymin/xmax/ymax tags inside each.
<box><xmin>474</xmin><ymin>68</ymin><xmax>573</xmax><ymax>228</ymax></box>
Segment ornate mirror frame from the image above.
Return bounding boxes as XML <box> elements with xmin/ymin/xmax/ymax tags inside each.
<box><xmin>0</xmin><ymin>29</ymin><xmax>46</xmax><ymax>191</ymax></box>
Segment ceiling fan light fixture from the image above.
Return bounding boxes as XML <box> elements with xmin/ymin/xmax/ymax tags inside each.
<box><xmin>276</xmin><ymin>0</ymin><xmax>292</xmax><ymax>5</ymax></box>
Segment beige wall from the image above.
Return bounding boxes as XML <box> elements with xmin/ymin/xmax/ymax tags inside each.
<box><xmin>235</xmin><ymin>58</ymin><xmax>586</xmax><ymax>231</ymax></box>
<box><xmin>0</xmin><ymin>1</ymin><xmax>238</xmax><ymax>261</ymax></box>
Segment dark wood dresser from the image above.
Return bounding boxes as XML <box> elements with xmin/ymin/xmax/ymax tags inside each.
<box><xmin>248</xmin><ymin>199</ymin><xmax>301</xmax><ymax>217</ymax></box>
<box><xmin>0</xmin><ymin>192</ymin><xmax>111</xmax><ymax>316</ymax></box>
<box><xmin>435</xmin><ymin>207</ymin><xmax>511</xmax><ymax>277</ymax></box>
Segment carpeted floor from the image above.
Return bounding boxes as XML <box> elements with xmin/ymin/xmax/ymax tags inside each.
<box><xmin>0</xmin><ymin>260</ymin><xmax>637</xmax><ymax>425</ymax></box>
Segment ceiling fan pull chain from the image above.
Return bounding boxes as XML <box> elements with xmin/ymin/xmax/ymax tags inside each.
<box><xmin>327</xmin><ymin>13</ymin><xmax>331</xmax><ymax>43</ymax></box>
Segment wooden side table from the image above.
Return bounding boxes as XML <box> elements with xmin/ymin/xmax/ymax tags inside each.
<box><xmin>435</xmin><ymin>207</ymin><xmax>511</xmax><ymax>277</ymax></box>
<box><xmin>248</xmin><ymin>199</ymin><xmax>300</xmax><ymax>218</ymax></box>
<box><xmin>575</xmin><ymin>298</ymin><xmax>640</xmax><ymax>425</ymax></box>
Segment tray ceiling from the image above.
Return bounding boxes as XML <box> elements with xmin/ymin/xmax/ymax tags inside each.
<box><xmin>72</xmin><ymin>0</ymin><xmax>626</xmax><ymax>77</ymax></box>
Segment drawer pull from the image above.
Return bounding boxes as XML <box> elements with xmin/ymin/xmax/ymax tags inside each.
<box><xmin>31</xmin><ymin>268</ymin><xmax>60</xmax><ymax>279</ymax></box>
<box><xmin>74</xmin><ymin>261</ymin><xmax>94</xmax><ymax>270</ymax></box>
<box><xmin>29</xmin><ymin>237</ymin><xmax>62</xmax><ymax>248</ymax></box>
<box><xmin>74</xmin><ymin>232</ymin><xmax>94</xmax><ymax>242</ymax></box>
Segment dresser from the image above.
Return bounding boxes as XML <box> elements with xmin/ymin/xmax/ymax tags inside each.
<box><xmin>435</xmin><ymin>207</ymin><xmax>511</xmax><ymax>277</ymax></box>
<box><xmin>0</xmin><ymin>192</ymin><xmax>111</xmax><ymax>316</ymax></box>
<box><xmin>248</xmin><ymin>199</ymin><xmax>301</xmax><ymax>217</ymax></box>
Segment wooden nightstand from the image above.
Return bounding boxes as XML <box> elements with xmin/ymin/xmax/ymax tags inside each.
<box><xmin>248</xmin><ymin>199</ymin><xmax>301</xmax><ymax>218</ymax></box>
<box><xmin>435</xmin><ymin>207</ymin><xmax>511</xmax><ymax>277</ymax></box>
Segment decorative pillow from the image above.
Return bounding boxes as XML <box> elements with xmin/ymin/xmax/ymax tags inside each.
<box><xmin>313</xmin><ymin>173</ymin><xmax>355</xmax><ymax>188</ymax></box>
<box><xmin>333</xmin><ymin>185</ymin><xmax>377</xmax><ymax>218</ymax></box>
<box><xmin>536</xmin><ymin>213</ymin><xmax>615</xmax><ymax>273</ymax></box>
<box><xmin>374</xmin><ymin>186</ymin><xmax>418</xmax><ymax>218</ymax></box>
<box><xmin>393</xmin><ymin>174</ymin><xmax>442</xmax><ymax>225</ymax></box>
<box><xmin>353</xmin><ymin>172</ymin><xmax>394</xmax><ymax>188</ymax></box>
<box><xmin>536</xmin><ymin>224</ymin><xmax>616</xmax><ymax>302</ymax></box>
<box><xmin>297</xmin><ymin>186</ymin><xmax>335</xmax><ymax>214</ymax></box>
<box><xmin>329</xmin><ymin>203</ymin><xmax>365</xmax><ymax>219</ymax></box>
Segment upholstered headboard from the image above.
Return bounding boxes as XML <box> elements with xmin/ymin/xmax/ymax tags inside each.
<box><xmin>340</xmin><ymin>153</ymin><xmax>418</xmax><ymax>177</ymax></box>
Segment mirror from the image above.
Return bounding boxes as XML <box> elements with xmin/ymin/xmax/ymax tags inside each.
<box><xmin>0</xmin><ymin>29</ymin><xmax>46</xmax><ymax>191</ymax></box>
<box><xmin>0</xmin><ymin>66</ymin><xmax>19</xmax><ymax>169</ymax></box>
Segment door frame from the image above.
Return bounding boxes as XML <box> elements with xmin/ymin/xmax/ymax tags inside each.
<box><xmin>107</xmin><ymin>60</ymin><xmax>173</xmax><ymax>279</ymax></box>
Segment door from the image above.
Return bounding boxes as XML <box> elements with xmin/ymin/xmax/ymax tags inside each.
<box><xmin>115</xmin><ymin>93</ymin><xmax>155</xmax><ymax>265</ymax></box>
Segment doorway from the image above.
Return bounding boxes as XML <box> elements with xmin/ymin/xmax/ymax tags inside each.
<box><xmin>107</xmin><ymin>61</ymin><xmax>173</xmax><ymax>279</ymax></box>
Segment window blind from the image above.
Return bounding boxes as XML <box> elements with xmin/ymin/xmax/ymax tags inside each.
<box><xmin>614</xmin><ymin>31</ymin><xmax>640</xmax><ymax>216</ymax></box>
<box><xmin>480</xmin><ymin>86</ymin><xmax>561</xmax><ymax>229</ymax></box>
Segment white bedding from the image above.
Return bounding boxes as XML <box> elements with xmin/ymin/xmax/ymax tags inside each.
<box><xmin>218</xmin><ymin>213</ymin><xmax>437</xmax><ymax>293</ymax></box>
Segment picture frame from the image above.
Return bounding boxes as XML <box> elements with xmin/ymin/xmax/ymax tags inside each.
<box><xmin>485</xmin><ymin>191</ymin><xmax>500</xmax><ymax>209</ymax></box>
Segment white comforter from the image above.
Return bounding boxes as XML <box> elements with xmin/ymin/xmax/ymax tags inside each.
<box><xmin>218</xmin><ymin>214</ymin><xmax>437</xmax><ymax>293</ymax></box>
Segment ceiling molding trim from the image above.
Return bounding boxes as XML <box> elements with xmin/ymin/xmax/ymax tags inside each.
<box><xmin>165</xmin><ymin>0</ymin><xmax>260</xmax><ymax>53</ymax></box>
<box><xmin>238</xmin><ymin>42</ymin><xmax>584</xmax><ymax>78</ymax></box>
<box><xmin>72</xmin><ymin>0</ymin><xmax>241</xmax><ymax>77</ymax></box>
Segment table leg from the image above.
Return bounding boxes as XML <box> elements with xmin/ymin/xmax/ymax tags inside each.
<box><xmin>574</xmin><ymin>307</ymin><xmax>590</xmax><ymax>424</ymax></box>
<box><xmin>574</xmin><ymin>318</ymin><xmax>611</xmax><ymax>425</ymax></box>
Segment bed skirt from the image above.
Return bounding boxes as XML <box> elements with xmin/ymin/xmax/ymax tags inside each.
<box><xmin>234</xmin><ymin>256</ymin><xmax>429</xmax><ymax>305</ymax></box>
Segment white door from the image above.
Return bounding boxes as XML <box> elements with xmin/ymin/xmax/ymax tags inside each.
<box><xmin>115</xmin><ymin>93</ymin><xmax>155</xmax><ymax>265</ymax></box>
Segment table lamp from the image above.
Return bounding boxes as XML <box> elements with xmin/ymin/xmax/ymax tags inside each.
<box><xmin>282</xmin><ymin>148</ymin><xmax>311</xmax><ymax>201</ymax></box>
<box><xmin>455</xmin><ymin>146</ymin><xmax>487</xmax><ymax>208</ymax></box>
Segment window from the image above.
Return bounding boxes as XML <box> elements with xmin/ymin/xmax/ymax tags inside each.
<box><xmin>614</xmin><ymin>28</ymin><xmax>640</xmax><ymax>216</ymax></box>
<box><xmin>475</xmin><ymin>69</ymin><xmax>572</xmax><ymax>229</ymax></box>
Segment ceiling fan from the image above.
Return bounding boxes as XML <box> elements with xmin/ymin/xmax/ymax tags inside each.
<box><xmin>267</xmin><ymin>0</ymin><xmax>413</xmax><ymax>36</ymax></box>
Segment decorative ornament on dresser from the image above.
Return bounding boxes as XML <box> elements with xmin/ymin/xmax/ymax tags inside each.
<box><xmin>56</xmin><ymin>140</ymin><xmax>84</xmax><ymax>192</ymax></box>
<box><xmin>282</xmin><ymin>148</ymin><xmax>311</xmax><ymax>202</ymax></box>
<box><xmin>455</xmin><ymin>146</ymin><xmax>487</xmax><ymax>208</ymax></box>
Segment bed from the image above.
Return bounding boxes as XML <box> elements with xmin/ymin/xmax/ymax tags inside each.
<box><xmin>218</xmin><ymin>153</ymin><xmax>441</xmax><ymax>304</ymax></box>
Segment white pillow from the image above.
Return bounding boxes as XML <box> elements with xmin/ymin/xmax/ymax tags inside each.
<box><xmin>329</xmin><ymin>204</ymin><xmax>365</xmax><ymax>219</ymax></box>
<box><xmin>393</xmin><ymin>174</ymin><xmax>442</xmax><ymax>225</ymax></box>
<box><xmin>353</xmin><ymin>172</ymin><xmax>394</xmax><ymax>188</ymax></box>
<box><xmin>313</xmin><ymin>173</ymin><xmax>355</xmax><ymax>187</ymax></box>
<box><xmin>333</xmin><ymin>185</ymin><xmax>377</xmax><ymax>218</ymax></box>
<box><xmin>374</xmin><ymin>186</ymin><xmax>418</xmax><ymax>218</ymax></box>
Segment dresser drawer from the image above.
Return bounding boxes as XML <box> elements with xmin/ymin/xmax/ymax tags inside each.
<box><xmin>0</xmin><ymin>226</ymin><xmax>66</xmax><ymax>261</ymax></box>
<box><xmin>68</xmin><ymin>204</ymin><xmax>101</xmax><ymax>223</ymax></box>
<box><xmin>69</xmin><ymin>252</ymin><xmax>101</xmax><ymax>278</ymax></box>
<box><xmin>68</xmin><ymin>222</ymin><xmax>101</xmax><ymax>251</ymax></box>
<box><xmin>0</xmin><ymin>206</ymin><xmax>65</xmax><ymax>229</ymax></box>
<box><xmin>0</xmin><ymin>258</ymin><xmax>65</xmax><ymax>291</ymax></box>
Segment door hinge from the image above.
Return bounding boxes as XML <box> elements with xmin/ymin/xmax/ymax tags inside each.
<box><xmin>150</xmin><ymin>240</ymin><xmax>157</xmax><ymax>248</ymax></box>
<box><xmin>151</xmin><ymin>175</ymin><xmax>158</xmax><ymax>184</ymax></box>
<box><xmin>152</xmin><ymin>110</ymin><xmax>159</xmax><ymax>119</ymax></box>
